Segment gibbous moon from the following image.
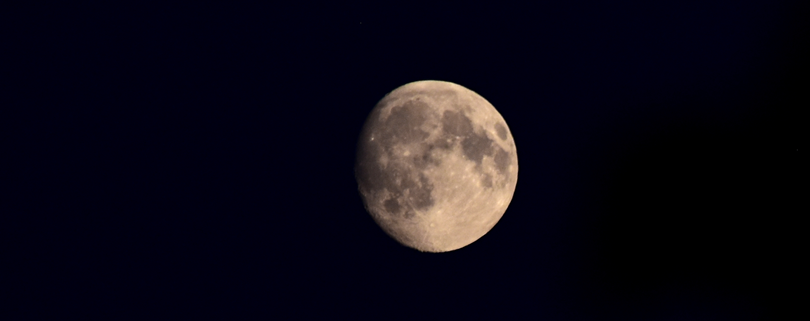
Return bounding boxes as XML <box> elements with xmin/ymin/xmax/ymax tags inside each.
<box><xmin>355</xmin><ymin>80</ymin><xmax>518</xmax><ymax>252</ymax></box>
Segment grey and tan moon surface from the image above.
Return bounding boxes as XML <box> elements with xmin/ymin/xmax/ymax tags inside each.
<box><xmin>355</xmin><ymin>80</ymin><xmax>518</xmax><ymax>252</ymax></box>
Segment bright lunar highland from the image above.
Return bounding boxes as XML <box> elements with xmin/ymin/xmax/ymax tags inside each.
<box><xmin>355</xmin><ymin>80</ymin><xmax>518</xmax><ymax>252</ymax></box>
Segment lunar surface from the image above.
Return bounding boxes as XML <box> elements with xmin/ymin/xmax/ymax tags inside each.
<box><xmin>355</xmin><ymin>80</ymin><xmax>518</xmax><ymax>252</ymax></box>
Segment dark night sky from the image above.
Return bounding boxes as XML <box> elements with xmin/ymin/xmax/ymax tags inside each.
<box><xmin>7</xmin><ymin>1</ymin><xmax>803</xmax><ymax>319</ymax></box>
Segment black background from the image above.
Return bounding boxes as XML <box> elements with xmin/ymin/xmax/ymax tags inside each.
<box><xmin>7</xmin><ymin>1</ymin><xmax>803</xmax><ymax>319</ymax></box>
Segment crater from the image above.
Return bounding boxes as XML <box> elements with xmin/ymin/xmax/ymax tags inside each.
<box><xmin>384</xmin><ymin>198</ymin><xmax>401</xmax><ymax>214</ymax></box>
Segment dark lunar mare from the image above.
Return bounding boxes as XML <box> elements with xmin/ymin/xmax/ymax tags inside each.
<box><xmin>439</xmin><ymin>108</ymin><xmax>510</xmax><ymax>170</ymax></box>
<box><xmin>461</xmin><ymin>134</ymin><xmax>493</xmax><ymax>165</ymax></box>
<box><xmin>356</xmin><ymin>99</ymin><xmax>436</xmax><ymax>219</ymax></box>
<box><xmin>357</xmin><ymin>96</ymin><xmax>513</xmax><ymax>221</ymax></box>
<box><xmin>381</xmin><ymin>100</ymin><xmax>432</xmax><ymax>146</ymax></box>
<box><xmin>494</xmin><ymin>123</ymin><xmax>508</xmax><ymax>140</ymax></box>
<box><xmin>441</xmin><ymin>110</ymin><xmax>474</xmax><ymax>137</ymax></box>
<box><xmin>482</xmin><ymin>173</ymin><xmax>493</xmax><ymax>188</ymax></box>
<box><xmin>493</xmin><ymin>148</ymin><xmax>510</xmax><ymax>176</ymax></box>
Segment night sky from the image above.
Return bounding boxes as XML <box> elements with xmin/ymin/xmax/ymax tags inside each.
<box><xmin>9</xmin><ymin>1</ymin><xmax>802</xmax><ymax>319</ymax></box>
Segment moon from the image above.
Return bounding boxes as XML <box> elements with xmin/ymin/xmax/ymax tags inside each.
<box><xmin>355</xmin><ymin>80</ymin><xmax>518</xmax><ymax>252</ymax></box>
